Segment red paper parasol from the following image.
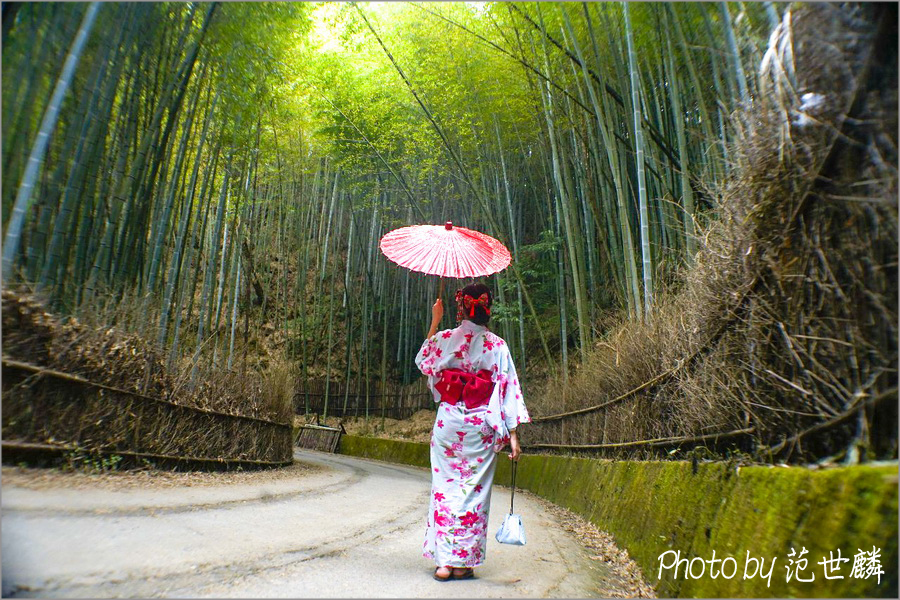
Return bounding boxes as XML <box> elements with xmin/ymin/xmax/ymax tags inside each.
<box><xmin>379</xmin><ymin>222</ymin><xmax>511</xmax><ymax>279</ymax></box>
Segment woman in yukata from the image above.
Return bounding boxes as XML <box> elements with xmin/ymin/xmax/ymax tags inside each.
<box><xmin>414</xmin><ymin>282</ymin><xmax>530</xmax><ymax>582</ymax></box>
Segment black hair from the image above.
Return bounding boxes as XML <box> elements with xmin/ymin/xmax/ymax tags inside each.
<box><xmin>459</xmin><ymin>282</ymin><xmax>492</xmax><ymax>326</ymax></box>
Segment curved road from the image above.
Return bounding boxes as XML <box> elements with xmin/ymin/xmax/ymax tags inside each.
<box><xmin>2</xmin><ymin>450</ymin><xmax>611</xmax><ymax>598</ymax></box>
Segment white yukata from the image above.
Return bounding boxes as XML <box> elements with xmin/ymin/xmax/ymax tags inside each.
<box><xmin>414</xmin><ymin>319</ymin><xmax>530</xmax><ymax>568</ymax></box>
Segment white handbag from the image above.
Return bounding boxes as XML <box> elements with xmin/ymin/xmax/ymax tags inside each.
<box><xmin>495</xmin><ymin>461</ymin><xmax>526</xmax><ymax>545</ymax></box>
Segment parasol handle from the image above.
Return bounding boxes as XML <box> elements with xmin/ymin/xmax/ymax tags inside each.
<box><xmin>438</xmin><ymin>277</ymin><xmax>445</xmax><ymax>303</ymax></box>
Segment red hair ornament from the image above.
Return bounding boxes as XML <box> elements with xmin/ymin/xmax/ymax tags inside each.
<box><xmin>455</xmin><ymin>290</ymin><xmax>491</xmax><ymax>322</ymax></box>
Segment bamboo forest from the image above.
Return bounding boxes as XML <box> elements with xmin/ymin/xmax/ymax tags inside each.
<box><xmin>2</xmin><ymin>2</ymin><xmax>897</xmax><ymax>465</ymax></box>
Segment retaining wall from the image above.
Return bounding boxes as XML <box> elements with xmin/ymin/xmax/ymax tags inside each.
<box><xmin>338</xmin><ymin>435</ymin><xmax>898</xmax><ymax>598</ymax></box>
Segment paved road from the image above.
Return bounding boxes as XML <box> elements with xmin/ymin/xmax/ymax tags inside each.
<box><xmin>2</xmin><ymin>450</ymin><xmax>611</xmax><ymax>598</ymax></box>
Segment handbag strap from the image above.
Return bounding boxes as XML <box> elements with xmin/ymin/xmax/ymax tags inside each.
<box><xmin>509</xmin><ymin>460</ymin><xmax>517</xmax><ymax>514</ymax></box>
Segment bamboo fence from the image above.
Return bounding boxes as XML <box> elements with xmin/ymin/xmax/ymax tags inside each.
<box><xmin>2</xmin><ymin>358</ymin><xmax>293</xmax><ymax>469</ymax></box>
<box><xmin>294</xmin><ymin>377</ymin><xmax>433</xmax><ymax>421</ymax></box>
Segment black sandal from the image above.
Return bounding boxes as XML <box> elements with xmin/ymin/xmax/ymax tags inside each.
<box><xmin>433</xmin><ymin>566</ymin><xmax>452</xmax><ymax>582</ymax></box>
<box><xmin>452</xmin><ymin>567</ymin><xmax>475</xmax><ymax>580</ymax></box>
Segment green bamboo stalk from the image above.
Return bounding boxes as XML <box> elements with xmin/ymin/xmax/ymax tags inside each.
<box><xmin>3</xmin><ymin>2</ymin><xmax>100</xmax><ymax>284</ymax></box>
<box><xmin>666</xmin><ymin>3</ymin><xmax>722</xmax><ymax>179</ymax></box>
<box><xmin>568</xmin><ymin>5</ymin><xmax>641</xmax><ymax>318</ymax></box>
<box><xmin>146</xmin><ymin>63</ymin><xmax>207</xmax><ymax>298</ymax></box>
<box><xmin>664</xmin><ymin>21</ymin><xmax>698</xmax><ymax>262</ymax></box>
<box><xmin>191</xmin><ymin>151</ymin><xmax>232</xmax><ymax>381</ymax></box>
<box><xmin>2</xmin><ymin>6</ymin><xmax>67</xmax><ymax>220</ymax></box>
<box><xmin>37</xmin><ymin>30</ymin><xmax>117</xmax><ymax>294</ymax></box>
<box><xmin>719</xmin><ymin>2</ymin><xmax>749</xmax><ymax>104</ymax></box>
<box><xmin>624</xmin><ymin>3</ymin><xmax>653</xmax><ymax>318</ymax></box>
<box><xmin>535</xmin><ymin>7</ymin><xmax>588</xmax><ymax>357</ymax></box>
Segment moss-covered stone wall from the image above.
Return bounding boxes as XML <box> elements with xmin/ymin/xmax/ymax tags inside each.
<box><xmin>338</xmin><ymin>435</ymin><xmax>897</xmax><ymax>598</ymax></box>
<box><xmin>338</xmin><ymin>435</ymin><xmax>432</xmax><ymax>469</ymax></box>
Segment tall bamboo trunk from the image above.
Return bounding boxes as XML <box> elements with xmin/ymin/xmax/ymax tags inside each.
<box><xmin>568</xmin><ymin>6</ymin><xmax>641</xmax><ymax>318</ymax></box>
<box><xmin>624</xmin><ymin>3</ymin><xmax>654</xmax><ymax>318</ymax></box>
<box><xmin>191</xmin><ymin>151</ymin><xmax>232</xmax><ymax>382</ymax></box>
<box><xmin>3</xmin><ymin>3</ymin><xmax>100</xmax><ymax>284</ymax></box>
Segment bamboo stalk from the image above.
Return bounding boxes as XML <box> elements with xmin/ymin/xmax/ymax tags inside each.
<box><xmin>3</xmin><ymin>3</ymin><xmax>100</xmax><ymax>284</ymax></box>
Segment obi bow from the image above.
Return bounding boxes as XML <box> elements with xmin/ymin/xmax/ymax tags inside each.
<box><xmin>434</xmin><ymin>368</ymin><xmax>495</xmax><ymax>409</ymax></box>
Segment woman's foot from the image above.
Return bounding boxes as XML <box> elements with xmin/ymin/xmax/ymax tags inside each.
<box><xmin>433</xmin><ymin>566</ymin><xmax>452</xmax><ymax>581</ymax></box>
<box><xmin>452</xmin><ymin>567</ymin><xmax>475</xmax><ymax>580</ymax></box>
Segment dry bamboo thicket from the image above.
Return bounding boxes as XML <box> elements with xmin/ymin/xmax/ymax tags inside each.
<box><xmin>2</xmin><ymin>291</ymin><xmax>293</xmax><ymax>467</ymax></box>
<box><xmin>528</xmin><ymin>3</ymin><xmax>898</xmax><ymax>464</ymax></box>
<box><xmin>295</xmin><ymin>377</ymin><xmax>432</xmax><ymax>421</ymax></box>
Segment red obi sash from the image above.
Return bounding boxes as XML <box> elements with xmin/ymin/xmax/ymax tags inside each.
<box><xmin>435</xmin><ymin>368</ymin><xmax>495</xmax><ymax>409</ymax></box>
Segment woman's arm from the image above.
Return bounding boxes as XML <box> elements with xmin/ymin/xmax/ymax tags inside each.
<box><xmin>426</xmin><ymin>298</ymin><xmax>444</xmax><ymax>339</ymax></box>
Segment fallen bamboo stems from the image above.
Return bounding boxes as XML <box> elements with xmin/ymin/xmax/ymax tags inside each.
<box><xmin>531</xmin><ymin>362</ymin><xmax>685</xmax><ymax>423</ymax></box>
<box><xmin>527</xmin><ymin>427</ymin><xmax>755</xmax><ymax>451</ymax></box>
<box><xmin>763</xmin><ymin>387</ymin><xmax>897</xmax><ymax>457</ymax></box>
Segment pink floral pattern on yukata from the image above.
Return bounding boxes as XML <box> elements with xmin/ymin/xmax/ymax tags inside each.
<box><xmin>415</xmin><ymin>320</ymin><xmax>530</xmax><ymax>438</ymax></box>
<box><xmin>422</xmin><ymin>402</ymin><xmax>494</xmax><ymax>567</ymax></box>
<box><xmin>414</xmin><ymin>320</ymin><xmax>530</xmax><ymax>567</ymax></box>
